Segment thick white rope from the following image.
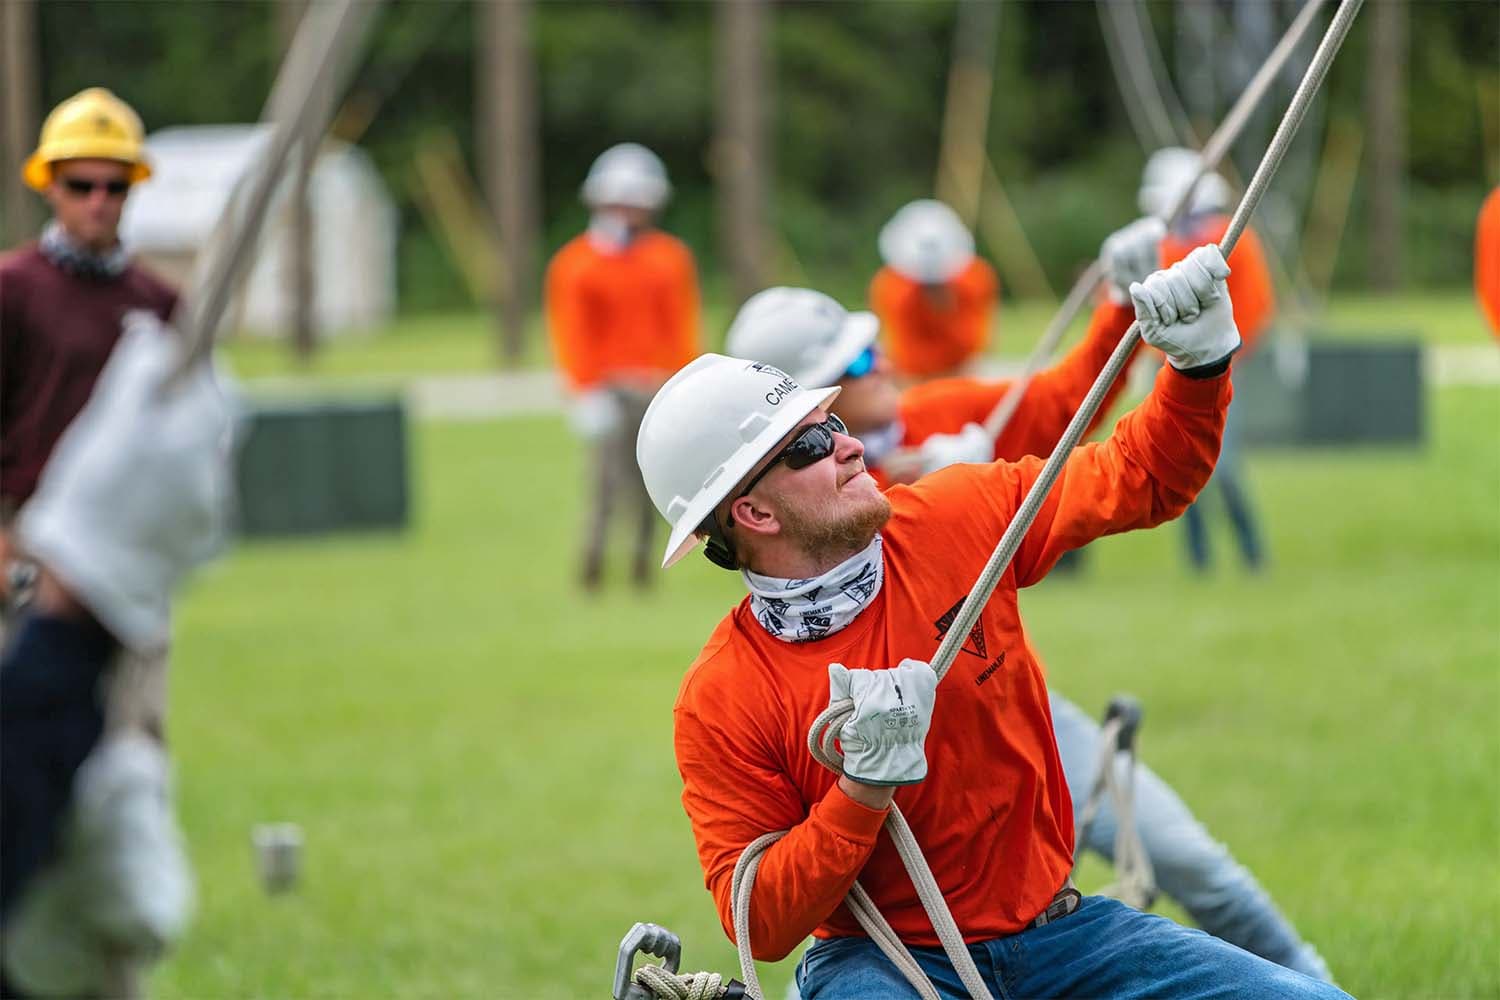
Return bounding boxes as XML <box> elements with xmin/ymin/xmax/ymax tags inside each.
<box><xmin>168</xmin><ymin>0</ymin><xmax>381</xmax><ymax>382</ymax></box>
<box><xmin>632</xmin><ymin>964</ymin><xmax>731</xmax><ymax>1000</ymax></box>
<box><xmin>728</xmin><ymin>3</ymin><xmax>1362</xmax><ymax>997</ymax></box>
<box><xmin>1072</xmin><ymin>718</ymin><xmax>1157</xmax><ymax>911</ymax></box>
<box><xmin>979</xmin><ymin>0</ymin><xmax>1329</xmax><ymax>444</ymax></box>
<box><xmin>1097</xmin><ymin>0</ymin><xmax>1189</xmax><ymax>151</ymax></box>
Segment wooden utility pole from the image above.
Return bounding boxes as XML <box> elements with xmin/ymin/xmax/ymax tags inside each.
<box><xmin>478</xmin><ymin>0</ymin><xmax>540</xmax><ymax>366</ymax></box>
<box><xmin>278</xmin><ymin>0</ymin><xmax>317</xmax><ymax>360</ymax></box>
<box><xmin>1365</xmin><ymin>0</ymin><xmax>1405</xmax><ymax>290</ymax></box>
<box><xmin>2</xmin><ymin>0</ymin><xmax>41</xmax><ymax>247</ymax></box>
<box><xmin>714</xmin><ymin>0</ymin><xmax>771</xmax><ymax>304</ymax></box>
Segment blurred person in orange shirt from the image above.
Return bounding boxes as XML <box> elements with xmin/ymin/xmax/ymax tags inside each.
<box><xmin>1475</xmin><ymin>186</ymin><xmax>1500</xmax><ymax>337</ymax></box>
<box><xmin>869</xmin><ymin>200</ymin><xmax>998</xmax><ymax>380</ymax></box>
<box><xmin>1142</xmin><ymin>148</ymin><xmax>1274</xmax><ymax>573</ymax></box>
<box><xmin>546</xmin><ymin>143</ymin><xmax>701</xmax><ymax>590</ymax></box>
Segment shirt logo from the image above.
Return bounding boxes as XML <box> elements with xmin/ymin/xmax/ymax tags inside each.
<box><xmin>933</xmin><ymin>596</ymin><xmax>987</xmax><ymax>659</ymax></box>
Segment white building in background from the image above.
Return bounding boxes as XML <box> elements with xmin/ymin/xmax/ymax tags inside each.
<box><xmin>121</xmin><ymin>125</ymin><xmax>398</xmax><ymax>336</ymax></box>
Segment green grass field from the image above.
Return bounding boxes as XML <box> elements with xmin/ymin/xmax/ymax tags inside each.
<box><xmin>151</xmin><ymin>371</ymin><xmax>1499</xmax><ymax>998</ymax></box>
<box><xmin>220</xmin><ymin>291</ymin><xmax>1495</xmax><ymax>381</ymax></box>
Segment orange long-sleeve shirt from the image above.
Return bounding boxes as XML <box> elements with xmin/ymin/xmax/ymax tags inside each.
<box><xmin>545</xmin><ymin>230</ymin><xmax>700</xmax><ymax>392</ymax></box>
<box><xmin>673</xmin><ymin>363</ymin><xmax>1230</xmax><ymax>960</ymax></box>
<box><xmin>869</xmin><ymin>258</ymin><xmax>999</xmax><ymax>378</ymax></box>
<box><xmin>889</xmin><ymin>301</ymin><xmax>1139</xmax><ymax>482</ymax></box>
<box><xmin>1475</xmin><ymin>187</ymin><xmax>1500</xmax><ymax>337</ymax></box>
<box><xmin>1162</xmin><ymin>216</ymin><xmax>1275</xmax><ymax>355</ymax></box>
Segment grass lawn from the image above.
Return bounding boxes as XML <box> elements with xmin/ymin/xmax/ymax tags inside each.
<box><xmin>153</xmin><ymin>380</ymin><xmax>1499</xmax><ymax>998</ymax></box>
<box><xmin>219</xmin><ymin>291</ymin><xmax>1493</xmax><ymax>381</ymax></box>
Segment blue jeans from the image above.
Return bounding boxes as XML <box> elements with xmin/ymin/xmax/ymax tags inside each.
<box><xmin>1050</xmin><ymin>693</ymin><xmax>1332</xmax><ymax>982</ymax></box>
<box><xmin>1182</xmin><ymin>392</ymin><xmax>1264</xmax><ymax>570</ymax></box>
<box><xmin>795</xmin><ymin>895</ymin><xmax>1349</xmax><ymax>1000</ymax></box>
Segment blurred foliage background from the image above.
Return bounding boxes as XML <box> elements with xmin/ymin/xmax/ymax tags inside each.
<box><xmin>22</xmin><ymin>0</ymin><xmax>1500</xmax><ymax>313</ymax></box>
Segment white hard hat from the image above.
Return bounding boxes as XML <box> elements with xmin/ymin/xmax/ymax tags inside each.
<box><xmin>878</xmin><ymin>199</ymin><xmax>975</xmax><ymax>284</ymax></box>
<box><xmin>1138</xmin><ymin>146</ymin><xmax>1231</xmax><ymax>217</ymax></box>
<box><xmin>637</xmin><ymin>354</ymin><xmax>841</xmax><ymax>569</ymax></box>
<box><xmin>581</xmin><ymin>142</ymin><xmax>671</xmax><ymax>211</ymax></box>
<box><xmin>725</xmin><ymin>287</ymin><xmax>879</xmax><ymax>388</ymax></box>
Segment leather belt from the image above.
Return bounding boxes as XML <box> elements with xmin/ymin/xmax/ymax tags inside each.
<box><xmin>1029</xmin><ymin>877</ymin><xmax>1083</xmax><ymax>929</ymax></box>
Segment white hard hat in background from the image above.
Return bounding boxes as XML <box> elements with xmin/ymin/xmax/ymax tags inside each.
<box><xmin>725</xmin><ymin>287</ymin><xmax>879</xmax><ymax>389</ymax></box>
<box><xmin>1138</xmin><ymin>146</ymin><xmax>1232</xmax><ymax>218</ymax></box>
<box><xmin>878</xmin><ymin>199</ymin><xmax>975</xmax><ymax>284</ymax></box>
<box><xmin>581</xmin><ymin>142</ymin><xmax>671</xmax><ymax>211</ymax></box>
<box><xmin>637</xmin><ymin>354</ymin><xmax>841</xmax><ymax>568</ymax></box>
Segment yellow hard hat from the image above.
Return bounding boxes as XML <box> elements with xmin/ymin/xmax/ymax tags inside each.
<box><xmin>22</xmin><ymin>87</ymin><xmax>152</xmax><ymax>192</ymax></box>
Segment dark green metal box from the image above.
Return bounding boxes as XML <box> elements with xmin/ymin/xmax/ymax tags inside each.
<box><xmin>235</xmin><ymin>396</ymin><xmax>409</xmax><ymax>537</ymax></box>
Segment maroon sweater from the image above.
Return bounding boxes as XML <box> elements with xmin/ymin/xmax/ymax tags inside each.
<box><xmin>0</xmin><ymin>243</ymin><xmax>178</xmax><ymax>513</ymax></box>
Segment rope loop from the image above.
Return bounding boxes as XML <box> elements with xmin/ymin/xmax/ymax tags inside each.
<box><xmin>633</xmin><ymin>965</ymin><xmax>728</xmax><ymax>1000</ymax></box>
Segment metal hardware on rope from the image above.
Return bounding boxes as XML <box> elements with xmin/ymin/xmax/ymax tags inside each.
<box><xmin>979</xmin><ymin>0</ymin><xmax>1329</xmax><ymax>444</ymax></box>
<box><xmin>617</xmin><ymin>922</ymin><xmax>750</xmax><ymax>1000</ymax></box>
<box><xmin>1072</xmin><ymin>696</ymin><xmax>1157</xmax><ymax>911</ymax></box>
<box><xmin>728</xmin><ymin>3</ymin><xmax>1362</xmax><ymax>997</ymax></box>
<box><xmin>166</xmin><ymin>0</ymin><xmax>382</xmax><ymax>385</ymax></box>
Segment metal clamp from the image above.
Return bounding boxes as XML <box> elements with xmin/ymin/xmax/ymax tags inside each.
<box><xmin>613</xmin><ymin>922</ymin><xmax>683</xmax><ymax>1000</ymax></box>
<box><xmin>1104</xmin><ymin>694</ymin><xmax>1143</xmax><ymax>752</ymax></box>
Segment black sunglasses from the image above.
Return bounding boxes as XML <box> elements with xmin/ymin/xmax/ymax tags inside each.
<box><xmin>700</xmin><ymin>412</ymin><xmax>850</xmax><ymax>570</ymax></box>
<box><xmin>737</xmin><ymin>412</ymin><xmax>849</xmax><ymax>500</ymax></box>
<box><xmin>61</xmin><ymin>177</ymin><xmax>130</xmax><ymax>198</ymax></box>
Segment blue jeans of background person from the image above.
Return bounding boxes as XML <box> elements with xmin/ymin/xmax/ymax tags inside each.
<box><xmin>795</xmin><ymin>895</ymin><xmax>1349</xmax><ymax>1000</ymax></box>
<box><xmin>1182</xmin><ymin>391</ymin><xmax>1264</xmax><ymax>570</ymax></box>
<box><xmin>1050</xmin><ymin>692</ymin><xmax>1332</xmax><ymax>982</ymax></box>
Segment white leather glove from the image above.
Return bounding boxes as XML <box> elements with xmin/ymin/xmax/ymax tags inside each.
<box><xmin>1129</xmin><ymin>245</ymin><xmax>1241</xmax><ymax>370</ymax></box>
<box><xmin>18</xmin><ymin>311</ymin><xmax>237</xmax><ymax>653</ymax></box>
<box><xmin>918</xmin><ymin>422</ymin><xmax>993</xmax><ymax>475</ymax></box>
<box><xmin>828</xmin><ymin>659</ymin><xmax>938</xmax><ymax>786</ymax></box>
<box><xmin>3</xmin><ymin>736</ymin><xmax>193</xmax><ymax>996</ymax></box>
<box><xmin>568</xmin><ymin>389</ymin><xmax>622</xmax><ymax>443</ymax></box>
<box><xmin>1100</xmin><ymin>217</ymin><xmax>1166</xmax><ymax>304</ymax></box>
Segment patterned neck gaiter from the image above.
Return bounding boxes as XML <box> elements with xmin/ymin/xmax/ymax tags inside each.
<box><xmin>38</xmin><ymin>220</ymin><xmax>129</xmax><ymax>281</ymax></box>
<box><xmin>743</xmin><ymin>535</ymin><xmax>885</xmax><ymax>643</ymax></box>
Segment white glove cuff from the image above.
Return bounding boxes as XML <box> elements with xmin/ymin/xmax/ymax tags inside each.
<box><xmin>19</xmin><ymin>504</ymin><xmax>171</xmax><ymax>653</ymax></box>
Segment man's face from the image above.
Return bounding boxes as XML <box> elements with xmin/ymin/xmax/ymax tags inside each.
<box><xmin>834</xmin><ymin>351</ymin><xmax>901</xmax><ymax>434</ymax></box>
<box><xmin>44</xmin><ymin>158</ymin><xmax>133</xmax><ymax>252</ymax></box>
<box><xmin>732</xmin><ymin>410</ymin><xmax>892</xmax><ymax>567</ymax></box>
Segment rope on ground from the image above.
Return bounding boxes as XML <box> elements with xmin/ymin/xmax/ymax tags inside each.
<box><xmin>980</xmin><ymin>0</ymin><xmax>1330</xmax><ymax>444</ymax></box>
<box><xmin>728</xmin><ymin>4</ymin><xmax>1362</xmax><ymax>997</ymax></box>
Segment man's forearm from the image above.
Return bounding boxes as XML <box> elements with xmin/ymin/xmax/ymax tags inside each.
<box><xmin>707</xmin><ymin>780</ymin><xmax>889</xmax><ymax>961</ymax></box>
<box><xmin>839</xmin><ymin>775</ymin><xmax>896</xmax><ymax>810</ymax></box>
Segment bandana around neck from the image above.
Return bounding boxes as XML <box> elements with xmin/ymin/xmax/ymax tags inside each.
<box><xmin>586</xmin><ymin>212</ymin><xmax>643</xmax><ymax>254</ymax></box>
<box><xmin>743</xmin><ymin>535</ymin><xmax>885</xmax><ymax>643</ymax></box>
<box><xmin>39</xmin><ymin>220</ymin><xmax>129</xmax><ymax>281</ymax></box>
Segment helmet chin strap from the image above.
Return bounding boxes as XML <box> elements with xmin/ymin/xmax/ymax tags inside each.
<box><xmin>699</xmin><ymin>514</ymin><xmax>740</xmax><ymax>571</ymax></box>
